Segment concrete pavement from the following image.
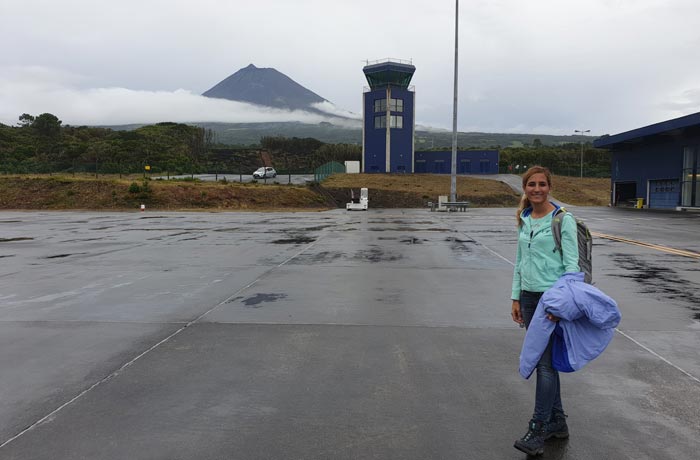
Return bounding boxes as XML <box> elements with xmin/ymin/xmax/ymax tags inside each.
<box><xmin>0</xmin><ymin>207</ymin><xmax>698</xmax><ymax>459</ymax></box>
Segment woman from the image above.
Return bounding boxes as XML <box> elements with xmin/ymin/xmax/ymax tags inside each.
<box><xmin>510</xmin><ymin>166</ymin><xmax>580</xmax><ymax>456</ymax></box>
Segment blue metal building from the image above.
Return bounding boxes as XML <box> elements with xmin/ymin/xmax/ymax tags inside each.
<box><xmin>362</xmin><ymin>59</ymin><xmax>416</xmax><ymax>173</ymax></box>
<box><xmin>594</xmin><ymin>112</ymin><xmax>700</xmax><ymax>209</ymax></box>
<box><xmin>414</xmin><ymin>150</ymin><xmax>499</xmax><ymax>174</ymax></box>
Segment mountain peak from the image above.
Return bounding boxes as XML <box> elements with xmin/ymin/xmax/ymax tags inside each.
<box><xmin>203</xmin><ymin>64</ymin><xmax>327</xmax><ymax>112</ymax></box>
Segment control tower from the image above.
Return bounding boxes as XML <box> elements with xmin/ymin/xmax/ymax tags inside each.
<box><xmin>362</xmin><ymin>59</ymin><xmax>416</xmax><ymax>173</ymax></box>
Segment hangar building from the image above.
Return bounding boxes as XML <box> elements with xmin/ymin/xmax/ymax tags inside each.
<box><xmin>594</xmin><ymin>112</ymin><xmax>700</xmax><ymax>209</ymax></box>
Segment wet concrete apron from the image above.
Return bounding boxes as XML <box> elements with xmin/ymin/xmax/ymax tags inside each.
<box><xmin>0</xmin><ymin>208</ymin><xmax>698</xmax><ymax>459</ymax></box>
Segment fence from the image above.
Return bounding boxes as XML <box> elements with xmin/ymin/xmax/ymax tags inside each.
<box><xmin>314</xmin><ymin>161</ymin><xmax>346</xmax><ymax>182</ymax></box>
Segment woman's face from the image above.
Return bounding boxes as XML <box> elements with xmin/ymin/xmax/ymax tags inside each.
<box><xmin>523</xmin><ymin>172</ymin><xmax>551</xmax><ymax>205</ymax></box>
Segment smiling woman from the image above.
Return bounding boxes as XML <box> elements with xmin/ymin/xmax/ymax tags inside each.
<box><xmin>510</xmin><ymin>165</ymin><xmax>581</xmax><ymax>456</ymax></box>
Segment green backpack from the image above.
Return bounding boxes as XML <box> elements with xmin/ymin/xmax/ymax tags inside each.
<box><xmin>551</xmin><ymin>207</ymin><xmax>593</xmax><ymax>283</ymax></box>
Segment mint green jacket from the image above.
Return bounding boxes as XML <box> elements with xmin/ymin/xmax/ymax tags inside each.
<box><xmin>511</xmin><ymin>206</ymin><xmax>580</xmax><ymax>300</ymax></box>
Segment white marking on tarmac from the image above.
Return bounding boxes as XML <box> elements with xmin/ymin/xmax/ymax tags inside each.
<box><xmin>477</xmin><ymin>237</ymin><xmax>700</xmax><ymax>386</ymax></box>
<box><xmin>614</xmin><ymin>329</ymin><xmax>700</xmax><ymax>384</ymax></box>
<box><xmin>0</xmin><ymin>236</ymin><xmax>326</xmax><ymax>450</ymax></box>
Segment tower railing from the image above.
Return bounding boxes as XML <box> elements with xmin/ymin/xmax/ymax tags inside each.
<box><xmin>364</xmin><ymin>58</ymin><xmax>413</xmax><ymax>66</ymax></box>
<box><xmin>363</xmin><ymin>86</ymin><xmax>415</xmax><ymax>93</ymax></box>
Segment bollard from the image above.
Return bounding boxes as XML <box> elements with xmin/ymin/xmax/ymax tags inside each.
<box><xmin>140</xmin><ymin>204</ymin><xmax>145</xmax><ymax>212</ymax></box>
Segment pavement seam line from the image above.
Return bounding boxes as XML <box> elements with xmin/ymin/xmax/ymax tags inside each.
<box><xmin>592</xmin><ymin>231</ymin><xmax>700</xmax><ymax>259</ymax></box>
<box><xmin>441</xmin><ymin>216</ymin><xmax>700</xmax><ymax>387</ymax></box>
<box><xmin>0</xmin><ymin>236</ymin><xmax>324</xmax><ymax>451</ymax></box>
<box><xmin>615</xmin><ymin>329</ymin><xmax>700</xmax><ymax>384</ymax></box>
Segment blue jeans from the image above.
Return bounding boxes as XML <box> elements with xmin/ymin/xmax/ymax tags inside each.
<box><xmin>520</xmin><ymin>290</ymin><xmax>564</xmax><ymax>423</ymax></box>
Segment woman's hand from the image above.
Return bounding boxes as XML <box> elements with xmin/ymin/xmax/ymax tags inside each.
<box><xmin>511</xmin><ymin>300</ymin><xmax>523</xmax><ymax>325</ymax></box>
<box><xmin>546</xmin><ymin>313</ymin><xmax>560</xmax><ymax>322</ymax></box>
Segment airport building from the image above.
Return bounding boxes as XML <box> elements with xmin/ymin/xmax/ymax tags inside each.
<box><xmin>362</xmin><ymin>59</ymin><xmax>416</xmax><ymax>173</ymax></box>
<box><xmin>594</xmin><ymin>112</ymin><xmax>700</xmax><ymax>209</ymax></box>
<box><xmin>414</xmin><ymin>150</ymin><xmax>499</xmax><ymax>174</ymax></box>
<box><xmin>361</xmin><ymin>59</ymin><xmax>499</xmax><ymax>175</ymax></box>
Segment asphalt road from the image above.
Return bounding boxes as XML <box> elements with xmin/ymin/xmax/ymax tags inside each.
<box><xmin>0</xmin><ymin>207</ymin><xmax>699</xmax><ymax>459</ymax></box>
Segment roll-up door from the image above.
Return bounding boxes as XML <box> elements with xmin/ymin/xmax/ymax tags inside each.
<box><xmin>648</xmin><ymin>179</ymin><xmax>679</xmax><ymax>209</ymax></box>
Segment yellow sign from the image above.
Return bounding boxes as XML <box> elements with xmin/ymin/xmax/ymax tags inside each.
<box><xmin>145</xmin><ymin>165</ymin><xmax>151</xmax><ymax>171</ymax></box>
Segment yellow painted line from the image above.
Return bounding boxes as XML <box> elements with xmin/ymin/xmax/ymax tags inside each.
<box><xmin>591</xmin><ymin>231</ymin><xmax>700</xmax><ymax>259</ymax></box>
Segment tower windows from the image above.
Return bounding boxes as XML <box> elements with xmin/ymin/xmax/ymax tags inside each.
<box><xmin>374</xmin><ymin>98</ymin><xmax>404</xmax><ymax>113</ymax></box>
<box><xmin>390</xmin><ymin>115</ymin><xmax>403</xmax><ymax>129</ymax></box>
<box><xmin>374</xmin><ymin>99</ymin><xmax>386</xmax><ymax>113</ymax></box>
<box><xmin>374</xmin><ymin>115</ymin><xmax>403</xmax><ymax>129</ymax></box>
<box><xmin>389</xmin><ymin>98</ymin><xmax>403</xmax><ymax>112</ymax></box>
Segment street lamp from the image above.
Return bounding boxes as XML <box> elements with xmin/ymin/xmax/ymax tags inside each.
<box><xmin>450</xmin><ymin>0</ymin><xmax>459</xmax><ymax>202</ymax></box>
<box><xmin>574</xmin><ymin>129</ymin><xmax>590</xmax><ymax>178</ymax></box>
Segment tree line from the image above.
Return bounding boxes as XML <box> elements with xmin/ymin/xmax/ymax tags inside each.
<box><xmin>0</xmin><ymin>114</ymin><xmax>362</xmax><ymax>176</ymax></box>
<box><xmin>498</xmin><ymin>141</ymin><xmax>610</xmax><ymax>177</ymax></box>
<box><xmin>0</xmin><ymin>113</ymin><xmax>607</xmax><ymax>177</ymax></box>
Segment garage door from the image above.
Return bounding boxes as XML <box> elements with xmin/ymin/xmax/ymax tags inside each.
<box><xmin>649</xmin><ymin>179</ymin><xmax>679</xmax><ymax>209</ymax></box>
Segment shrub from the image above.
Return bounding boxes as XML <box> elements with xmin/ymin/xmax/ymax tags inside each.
<box><xmin>128</xmin><ymin>182</ymin><xmax>141</xmax><ymax>193</ymax></box>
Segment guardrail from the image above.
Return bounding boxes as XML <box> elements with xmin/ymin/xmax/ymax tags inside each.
<box><xmin>428</xmin><ymin>201</ymin><xmax>471</xmax><ymax>212</ymax></box>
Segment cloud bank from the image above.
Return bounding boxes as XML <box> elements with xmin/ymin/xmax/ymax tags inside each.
<box><xmin>0</xmin><ymin>66</ymin><xmax>360</xmax><ymax>128</ymax></box>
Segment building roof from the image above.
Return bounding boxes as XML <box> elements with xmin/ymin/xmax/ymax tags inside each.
<box><xmin>363</xmin><ymin>60</ymin><xmax>416</xmax><ymax>90</ymax></box>
<box><xmin>593</xmin><ymin>111</ymin><xmax>700</xmax><ymax>148</ymax></box>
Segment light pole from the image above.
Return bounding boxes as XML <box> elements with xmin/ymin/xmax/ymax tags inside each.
<box><xmin>450</xmin><ymin>0</ymin><xmax>459</xmax><ymax>202</ymax></box>
<box><xmin>574</xmin><ymin>129</ymin><xmax>590</xmax><ymax>178</ymax></box>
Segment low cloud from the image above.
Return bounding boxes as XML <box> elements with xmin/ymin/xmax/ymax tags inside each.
<box><xmin>0</xmin><ymin>66</ymin><xmax>359</xmax><ymax>128</ymax></box>
<box><xmin>310</xmin><ymin>101</ymin><xmax>360</xmax><ymax>121</ymax></box>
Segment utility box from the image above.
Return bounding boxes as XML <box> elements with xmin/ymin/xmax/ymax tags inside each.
<box><xmin>345</xmin><ymin>161</ymin><xmax>360</xmax><ymax>174</ymax></box>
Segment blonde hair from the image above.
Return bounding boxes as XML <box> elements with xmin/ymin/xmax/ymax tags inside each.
<box><xmin>516</xmin><ymin>166</ymin><xmax>553</xmax><ymax>227</ymax></box>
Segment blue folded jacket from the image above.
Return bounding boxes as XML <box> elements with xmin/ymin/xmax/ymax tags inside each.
<box><xmin>519</xmin><ymin>272</ymin><xmax>621</xmax><ymax>379</ymax></box>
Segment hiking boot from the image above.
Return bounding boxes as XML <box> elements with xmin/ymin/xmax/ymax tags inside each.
<box><xmin>546</xmin><ymin>411</ymin><xmax>569</xmax><ymax>440</ymax></box>
<box><xmin>514</xmin><ymin>420</ymin><xmax>546</xmax><ymax>456</ymax></box>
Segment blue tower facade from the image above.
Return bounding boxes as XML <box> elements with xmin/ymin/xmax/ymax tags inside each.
<box><xmin>362</xmin><ymin>60</ymin><xmax>416</xmax><ymax>173</ymax></box>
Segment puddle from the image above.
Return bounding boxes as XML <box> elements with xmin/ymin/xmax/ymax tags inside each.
<box><xmin>60</xmin><ymin>238</ymin><xmax>103</xmax><ymax>243</ymax></box>
<box><xmin>400</xmin><ymin>237</ymin><xmax>427</xmax><ymax>244</ymax></box>
<box><xmin>446</xmin><ymin>236</ymin><xmax>476</xmax><ymax>251</ymax></box>
<box><xmin>45</xmin><ymin>253</ymin><xmax>87</xmax><ymax>259</ymax></box>
<box><xmin>0</xmin><ymin>237</ymin><xmax>34</xmax><ymax>242</ymax></box>
<box><xmin>290</xmin><ymin>251</ymin><xmax>345</xmax><ymax>265</ymax></box>
<box><xmin>300</xmin><ymin>225</ymin><xmax>334</xmax><ymax>231</ymax></box>
<box><xmin>237</xmin><ymin>293</ymin><xmax>287</xmax><ymax>308</ymax></box>
<box><xmin>610</xmin><ymin>253</ymin><xmax>700</xmax><ymax>319</ymax></box>
<box><xmin>353</xmin><ymin>246</ymin><xmax>403</xmax><ymax>263</ymax></box>
<box><xmin>369</xmin><ymin>227</ymin><xmax>452</xmax><ymax>232</ymax></box>
<box><xmin>272</xmin><ymin>236</ymin><xmax>315</xmax><ymax>244</ymax></box>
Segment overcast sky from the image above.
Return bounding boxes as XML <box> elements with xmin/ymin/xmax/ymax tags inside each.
<box><xmin>1</xmin><ymin>0</ymin><xmax>699</xmax><ymax>136</ymax></box>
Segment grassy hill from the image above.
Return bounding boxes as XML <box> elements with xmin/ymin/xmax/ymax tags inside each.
<box><xmin>0</xmin><ymin>174</ymin><xmax>609</xmax><ymax>211</ymax></box>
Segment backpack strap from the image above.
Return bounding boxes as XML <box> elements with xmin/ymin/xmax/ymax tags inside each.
<box><xmin>551</xmin><ymin>206</ymin><xmax>567</xmax><ymax>254</ymax></box>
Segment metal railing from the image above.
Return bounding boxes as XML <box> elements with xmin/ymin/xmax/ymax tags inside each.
<box><xmin>364</xmin><ymin>58</ymin><xmax>413</xmax><ymax>66</ymax></box>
